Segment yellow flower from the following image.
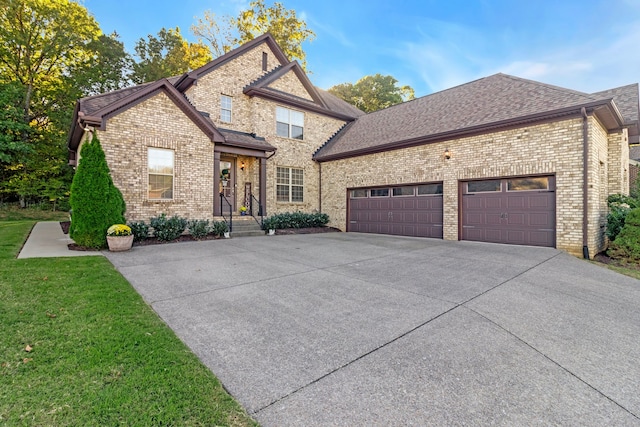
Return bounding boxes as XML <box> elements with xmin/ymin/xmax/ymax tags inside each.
<box><xmin>107</xmin><ymin>224</ymin><xmax>132</xmax><ymax>236</ymax></box>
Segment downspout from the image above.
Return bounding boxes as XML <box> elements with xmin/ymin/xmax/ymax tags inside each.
<box><xmin>581</xmin><ymin>107</ymin><xmax>590</xmax><ymax>259</ymax></box>
<box><xmin>318</xmin><ymin>161</ymin><xmax>322</xmax><ymax>213</ymax></box>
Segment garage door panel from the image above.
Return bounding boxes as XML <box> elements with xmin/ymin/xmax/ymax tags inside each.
<box><xmin>462</xmin><ymin>176</ymin><xmax>555</xmax><ymax>248</ymax></box>
<box><xmin>349</xmin><ymin>185</ymin><xmax>443</xmax><ymax>239</ymax></box>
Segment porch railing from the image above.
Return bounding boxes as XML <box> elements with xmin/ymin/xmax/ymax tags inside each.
<box><xmin>249</xmin><ymin>193</ymin><xmax>264</xmax><ymax>228</ymax></box>
<box><xmin>220</xmin><ymin>193</ymin><xmax>233</xmax><ymax>232</ymax></box>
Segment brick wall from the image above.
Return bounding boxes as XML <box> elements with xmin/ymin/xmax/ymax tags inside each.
<box><xmin>320</xmin><ymin>117</ymin><xmax>620</xmax><ymax>258</ymax></box>
<box><xmin>97</xmin><ymin>91</ymin><xmax>215</xmax><ymax>222</ymax></box>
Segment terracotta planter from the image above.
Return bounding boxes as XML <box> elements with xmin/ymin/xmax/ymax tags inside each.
<box><xmin>107</xmin><ymin>235</ymin><xmax>133</xmax><ymax>252</ymax></box>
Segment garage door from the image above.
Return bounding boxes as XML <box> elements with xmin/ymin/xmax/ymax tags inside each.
<box><xmin>348</xmin><ymin>183</ymin><xmax>443</xmax><ymax>238</ymax></box>
<box><xmin>461</xmin><ymin>176</ymin><xmax>555</xmax><ymax>247</ymax></box>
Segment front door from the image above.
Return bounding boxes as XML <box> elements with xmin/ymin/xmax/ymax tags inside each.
<box><xmin>220</xmin><ymin>158</ymin><xmax>236</xmax><ymax>212</ymax></box>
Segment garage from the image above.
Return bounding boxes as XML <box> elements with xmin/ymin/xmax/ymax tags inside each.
<box><xmin>348</xmin><ymin>183</ymin><xmax>443</xmax><ymax>238</ymax></box>
<box><xmin>461</xmin><ymin>176</ymin><xmax>556</xmax><ymax>247</ymax></box>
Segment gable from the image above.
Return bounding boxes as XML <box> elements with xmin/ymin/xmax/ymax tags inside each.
<box><xmin>266</xmin><ymin>69</ymin><xmax>314</xmax><ymax>102</ymax></box>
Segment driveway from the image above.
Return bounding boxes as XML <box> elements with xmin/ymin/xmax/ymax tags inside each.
<box><xmin>105</xmin><ymin>233</ymin><xmax>640</xmax><ymax>426</ymax></box>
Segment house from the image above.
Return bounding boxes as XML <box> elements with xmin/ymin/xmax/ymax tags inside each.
<box><xmin>68</xmin><ymin>34</ymin><xmax>639</xmax><ymax>259</ymax></box>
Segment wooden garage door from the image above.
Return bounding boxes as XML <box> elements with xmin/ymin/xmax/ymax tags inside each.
<box><xmin>461</xmin><ymin>176</ymin><xmax>556</xmax><ymax>247</ymax></box>
<box><xmin>348</xmin><ymin>183</ymin><xmax>443</xmax><ymax>238</ymax></box>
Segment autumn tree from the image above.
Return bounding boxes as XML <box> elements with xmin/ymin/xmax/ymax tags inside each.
<box><xmin>328</xmin><ymin>74</ymin><xmax>416</xmax><ymax>113</ymax></box>
<box><xmin>131</xmin><ymin>27</ymin><xmax>212</xmax><ymax>84</ymax></box>
<box><xmin>191</xmin><ymin>0</ymin><xmax>315</xmax><ymax>70</ymax></box>
<box><xmin>0</xmin><ymin>0</ymin><xmax>103</xmax><ymax>206</ymax></box>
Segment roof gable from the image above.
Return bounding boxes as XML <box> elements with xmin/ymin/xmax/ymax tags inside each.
<box><xmin>314</xmin><ymin>73</ymin><xmax>627</xmax><ymax>161</ymax></box>
<box><xmin>174</xmin><ymin>33</ymin><xmax>289</xmax><ymax>92</ymax></box>
<box><xmin>68</xmin><ymin>79</ymin><xmax>225</xmax><ymax>150</ymax></box>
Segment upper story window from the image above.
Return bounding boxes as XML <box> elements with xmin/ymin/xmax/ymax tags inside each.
<box><xmin>276</xmin><ymin>106</ymin><xmax>304</xmax><ymax>140</ymax></box>
<box><xmin>148</xmin><ymin>148</ymin><xmax>174</xmax><ymax>200</ymax></box>
<box><xmin>220</xmin><ymin>95</ymin><xmax>232</xmax><ymax>123</ymax></box>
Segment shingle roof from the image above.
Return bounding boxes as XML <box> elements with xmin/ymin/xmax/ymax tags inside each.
<box><xmin>592</xmin><ymin>83</ymin><xmax>639</xmax><ymax>125</ymax></box>
<box><xmin>630</xmin><ymin>145</ymin><xmax>640</xmax><ymax>161</ymax></box>
<box><xmin>314</xmin><ymin>73</ymin><xmax>633</xmax><ymax>161</ymax></box>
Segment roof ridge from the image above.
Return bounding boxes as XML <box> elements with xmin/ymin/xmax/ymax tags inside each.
<box><xmin>496</xmin><ymin>73</ymin><xmax>600</xmax><ymax>101</ymax></box>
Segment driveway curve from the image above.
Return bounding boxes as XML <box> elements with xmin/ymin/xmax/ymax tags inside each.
<box><xmin>106</xmin><ymin>233</ymin><xmax>640</xmax><ymax>426</ymax></box>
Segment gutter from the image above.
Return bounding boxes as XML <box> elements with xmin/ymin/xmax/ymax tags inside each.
<box><xmin>582</xmin><ymin>107</ymin><xmax>590</xmax><ymax>259</ymax></box>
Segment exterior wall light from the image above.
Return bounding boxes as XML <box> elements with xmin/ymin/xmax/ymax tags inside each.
<box><xmin>444</xmin><ymin>149</ymin><xmax>452</xmax><ymax>160</ymax></box>
<box><xmin>240</xmin><ymin>161</ymin><xmax>245</xmax><ymax>171</ymax></box>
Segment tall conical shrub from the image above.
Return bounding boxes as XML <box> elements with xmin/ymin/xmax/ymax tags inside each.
<box><xmin>69</xmin><ymin>133</ymin><xmax>126</xmax><ymax>248</ymax></box>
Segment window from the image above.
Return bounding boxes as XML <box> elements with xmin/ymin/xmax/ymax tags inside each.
<box><xmin>262</xmin><ymin>52</ymin><xmax>268</xmax><ymax>72</ymax></box>
<box><xmin>276</xmin><ymin>106</ymin><xmax>304</xmax><ymax>140</ymax></box>
<box><xmin>392</xmin><ymin>187</ymin><xmax>414</xmax><ymax>197</ymax></box>
<box><xmin>220</xmin><ymin>95</ymin><xmax>232</xmax><ymax>123</ymax></box>
<box><xmin>277</xmin><ymin>167</ymin><xmax>304</xmax><ymax>202</ymax></box>
<box><xmin>148</xmin><ymin>148</ymin><xmax>174</xmax><ymax>199</ymax></box>
<box><xmin>350</xmin><ymin>189</ymin><xmax>368</xmax><ymax>198</ymax></box>
<box><xmin>370</xmin><ymin>188</ymin><xmax>389</xmax><ymax>197</ymax></box>
<box><xmin>467</xmin><ymin>180</ymin><xmax>501</xmax><ymax>193</ymax></box>
<box><xmin>417</xmin><ymin>183</ymin><xmax>443</xmax><ymax>195</ymax></box>
<box><xmin>507</xmin><ymin>177</ymin><xmax>549</xmax><ymax>191</ymax></box>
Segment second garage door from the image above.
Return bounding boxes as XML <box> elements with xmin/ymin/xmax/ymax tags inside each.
<box><xmin>348</xmin><ymin>183</ymin><xmax>443</xmax><ymax>238</ymax></box>
<box><xmin>461</xmin><ymin>176</ymin><xmax>556</xmax><ymax>247</ymax></box>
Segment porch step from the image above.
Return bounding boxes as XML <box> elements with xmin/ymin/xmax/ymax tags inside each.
<box><xmin>221</xmin><ymin>216</ymin><xmax>265</xmax><ymax>237</ymax></box>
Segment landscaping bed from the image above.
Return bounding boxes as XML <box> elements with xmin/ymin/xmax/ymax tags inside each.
<box><xmin>61</xmin><ymin>221</ymin><xmax>340</xmax><ymax>251</ymax></box>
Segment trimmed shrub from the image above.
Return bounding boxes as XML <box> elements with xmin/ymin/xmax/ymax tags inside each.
<box><xmin>128</xmin><ymin>221</ymin><xmax>149</xmax><ymax>242</ymax></box>
<box><xmin>69</xmin><ymin>133</ymin><xmax>126</xmax><ymax>248</ymax></box>
<box><xmin>150</xmin><ymin>214</ymin><xmax>187</xmax><ymax>241</ymax></box>
<box><xmin>188</xmin><ymin>219</ymin><xmax>210</xmax><ymax>239</ymax></box>
<box><xmin>262</xmin><ymin>211</ymin><xmax>329</xmax><ymax>230</ymax></box>
<box><xmin>211</xmin><ymin>220</ymin><xmax>229</xmax><ymax>237</ymax></box>
<box><xmin>608</xmin><ymin>207</ymin><xmax>640</xmax><ymax>261</ymax></box>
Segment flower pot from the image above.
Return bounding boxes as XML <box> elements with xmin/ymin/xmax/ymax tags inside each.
<box><xmin>107</xmin><ymin>234</ymin><xmax>133</xmax><ymax>252</ymax></box>
<box><xmin>268</xmin><ymin>229</ymin><xmax>276</xmax><ymax>236</ymax></box>
<box><xmin>240</xmin><ymin>211</ymin><xmax>247</xmax><ymax>216</ymax></box>
<box><xmin>224</xmin><ymin>231</ymin><xmax>230</xmax><ymax>239</ymax></box>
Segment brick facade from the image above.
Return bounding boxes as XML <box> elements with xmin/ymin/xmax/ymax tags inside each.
<box><xmin>320</xmin><ymin>116</ymin><xmax>628</xmax><ymax>258</ymax></box>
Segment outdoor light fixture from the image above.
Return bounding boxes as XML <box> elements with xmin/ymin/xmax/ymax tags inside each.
<box><xmin>240</xmin><ymin>161</ymin><xmax>245</xmax><ymax>171</ymax></box>
<box><xmin>444</xmin><ymin>149</ymin><xmax>452</xmax><ymax>160</ymax></box>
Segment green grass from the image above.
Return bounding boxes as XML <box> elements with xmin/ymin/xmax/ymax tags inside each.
<box><xmin>0</xmin><ymin>221</ymin><xmax>257</xmax><ymax>426</ymax></box>
<box><xmin>0</xmin><ymin>204</ymin><xmax>69</xmax><ymax>222</ymax></box>
<box><xmin>598</xmin><ymin>262</ymin><xmax>640</xmax><ymax>280</ymax></box>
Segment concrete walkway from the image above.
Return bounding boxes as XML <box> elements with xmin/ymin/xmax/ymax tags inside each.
<box><xmin>105</xmin><ymin>233</ymin><xmax>640</xmax><ymax>426</ymax></box>
<box><xmin>18</xmin><ymin>221</ymin><xmax>103</xmax><ymax>258</ymax></box>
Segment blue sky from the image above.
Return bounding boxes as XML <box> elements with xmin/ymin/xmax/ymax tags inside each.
<box><xmin>84</xmin><ymin>0</ymin><xmax>640</xmax><ymax>97</ymax></box>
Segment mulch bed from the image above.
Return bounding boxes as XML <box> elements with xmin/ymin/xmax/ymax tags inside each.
<box><xmin>60</xmin><ymin>221</ymin><xmax>340</xmax><ymax>251</ymax></box>
<box><xmin>593</xmin><ymin>251</ymin><xmax>640</xmax><ymax>271</ymax></box>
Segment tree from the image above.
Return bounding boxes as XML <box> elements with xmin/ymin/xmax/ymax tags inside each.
<box><xmin>0</xmin><ymin>82</ymin><xmax>32</xmax><ymax>164</ymax></box>
<box><xmin>68</xmin><ymin>32</ymin><xmax>133</xmax><ymax>96</ymax></box>
<box><xmin>69</xmin><ymin>133</ymin><xmax>126</xmax><ymax>249</ymax></box>
<box><xmin>131</xmin><ymin>27</ymin><xmax>212</xmax><ymax>84</ymax></box>
<box><xmin>328</xmin><ymin>74</ymin><xmax>416</xmax><ymax>113</ymax></box>
<box><xmin>192</xmin><ymin>0</ymin><xmax>315</xmax><ymax>70</ymax></box>
<box><xmin>0</xmin><ymin>0</ymin><xmax>101</xmax><ymax>124</ymax></box>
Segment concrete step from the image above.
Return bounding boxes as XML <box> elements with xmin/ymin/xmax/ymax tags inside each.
<box><xmin>230</xmin><ymin>229</ymin><xmax>266</xmax><ymax>238</ymax></box>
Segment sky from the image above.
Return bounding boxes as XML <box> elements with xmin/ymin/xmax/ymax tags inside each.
<box><xmin>83</xmin><ymin>0</ymin><xmax>640</xmax><ymax>98</ymax></box>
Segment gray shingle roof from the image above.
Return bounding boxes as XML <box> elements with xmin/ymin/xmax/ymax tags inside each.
<box><xmin>314</xmin><ymin>73</ymin><xmax>636</xmax><ymax>160</ymax></box>
<box><xmin>591</xmin><ymin>83</ymin><xmax>639</xmax><ymax>126</ymax></box>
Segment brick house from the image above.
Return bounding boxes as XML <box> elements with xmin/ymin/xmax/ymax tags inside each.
<box><xmin>68</xmin><ymin>34</ymin><xmax>639</xmax><ymax>258</ymax></box>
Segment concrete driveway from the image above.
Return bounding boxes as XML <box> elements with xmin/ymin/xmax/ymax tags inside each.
<box><xmin>105</xmin><ymin>233</ymin><xmax>640</xmax><ymax>426</ymax></box>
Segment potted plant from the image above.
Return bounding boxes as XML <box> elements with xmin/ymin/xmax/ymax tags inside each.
<box><xmin>240</xmin><ymin>205</ymin><xmax>248</xmax><ymax>216</ymax></box>
<box><xmin>262</xmin><ymin>217</ymin><xmax>277</xmax><ymax>236</ymax></box>
<box><xmin>106</xmin><ymin>224</ymin><xmax>133</xmax><ymax>251</ymax></box>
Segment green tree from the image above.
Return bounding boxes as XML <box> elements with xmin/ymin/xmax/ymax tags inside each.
<box><xmin>328</xmin><ymin>74</ymin><xmax>416</xmax><ymax>113</ymax></box>
<box><xmin>608</xmin><ymin>207</ymin><xmax>640</xmax><ymax>261</ymax></box>
<box><xmin>192</xmin><ymin>0</ymin><xmax>315</xmax><ymax>70</ymax></box>
<box><xmin>69</xmin><ymin>133</ymin><xmax>126</xmax><ymax>249</ymax></box>
<box><xmin>131</xmin><ymin>27</ymin><xmax>212</xmax><ymax>84</ymax></box>
<box><xmin>69</xmin><ymin>32</ymin><xmax>133</xmax><ymax>96</ymax></box>
<box><xmin>0</xmin><ymin>82</ymin><xmax>32</xmax><ymax>164</ymax></box>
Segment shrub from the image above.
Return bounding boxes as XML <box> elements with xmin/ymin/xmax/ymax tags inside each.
<box><xmin>262</xmin><ymin>211</ymin><xmax>329</xmax><ymax>230</ymax></box>
<box><xmin>608</xmin><ymin>207</ymin><xmax>640</xmax><ymax>261</ymax></box>
<box><xmin>69</xmin><ymin>133</ymin><xmax>126</xmax><ymax>248</ymax></box>
<box><xmin>188</xmin><ymin>219</ymin><xmax>210</xmax><ymax>240</ymax></box>
<box><xmin>211</xmin><ymin>220</ymin><xmax>229</xmax><ymax>237</ymax></box>
<box><xmin>128</xmin><ymin>221</ymin><xmax>149</xmax><ymax>242</ymax></box>
<box><xmin>150</xmin><ymin>213</ymin><xmax>187</xmax><ymax>241</ymax></box>
<box><xmin>606</xmin><ymin>194</ymin><xmax>640</xmax><ymax>241</ymax></box>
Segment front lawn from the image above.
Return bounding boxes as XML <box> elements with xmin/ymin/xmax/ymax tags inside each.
<box><xmin>0</xmin><ymin>221</ymin><xmax>256</xmax><ymax>426</ymax></box>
